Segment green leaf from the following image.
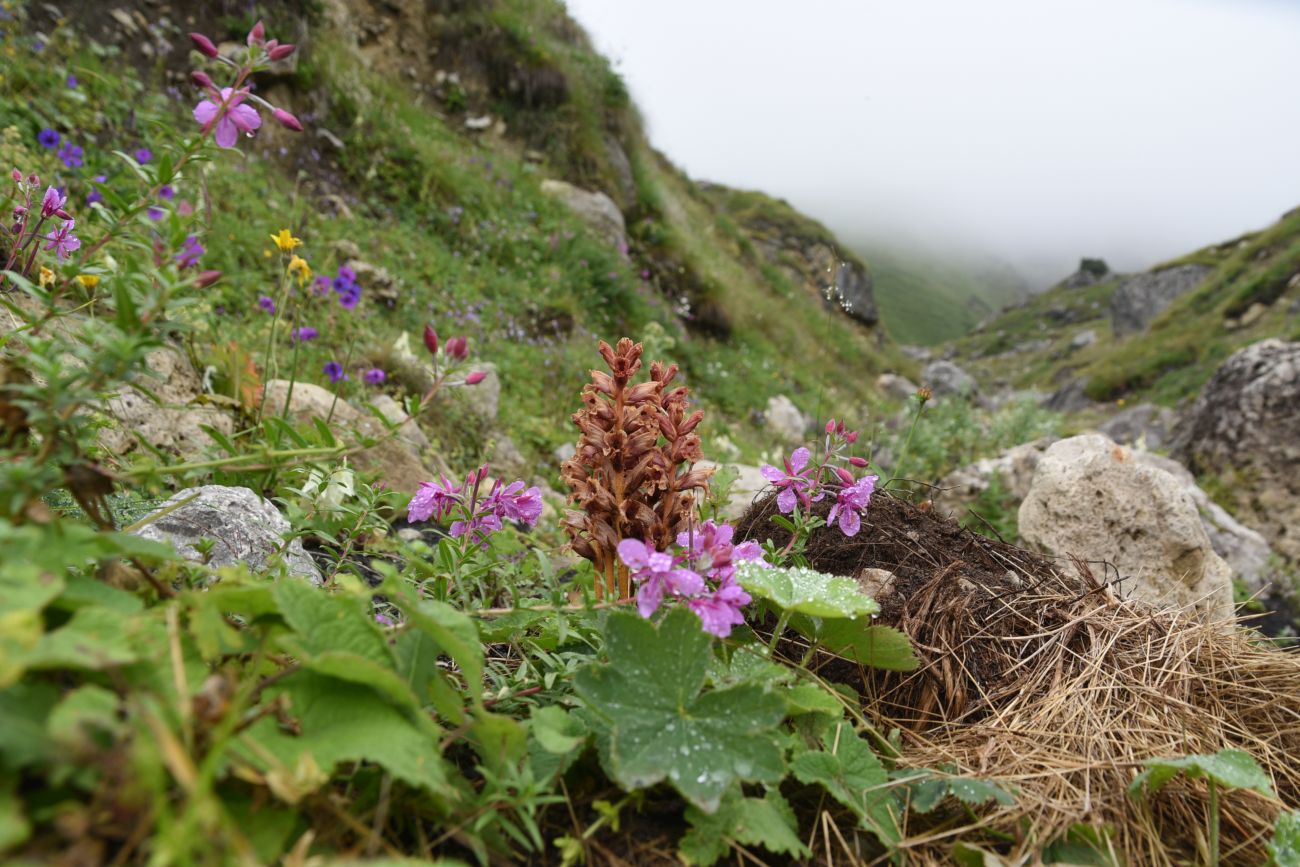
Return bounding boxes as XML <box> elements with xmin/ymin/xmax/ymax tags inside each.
<box><xmin>680</xmin><ymin>789</ymin><xmax>810</xmax><ymax>866</ymax></box>
<box><xmin>1041</xmin><ymin>823</ymin><xmax>1122</xmax><ymax>867</ymax></box>
<box><xmin>300</xmin><ymin>651</ymin><xmax>425</xmax><ymax>715</ymax></box>
<box><xmin>902</xmin><ymin>767</ymin><xmax>1016</xmax><ymax>813</ymax></box>
<box><xmin>952</xmin><ymin>843</ymin><xmax>1011</xmax><ymax>867</ymax></box>
<box><xmin>385</xmin><ymin>583</ymin><xmax>484</xmax><ymax>704</ymax></box>
<box><xmin>736</xmin><ymin>561</ymin><xmax>879</xmax><ymax>618</ymax></box>
<box><xmin>574</xmin><ymin>608</ymin><xmax>786</xmax><ymax>812</ymax></box>
<box><xmin>245</xmin><ymin>672</ymin><xmax>451</xmax><ymax>799</ymax></box>
<box><xmin>1270</xmin><ymin>810</ymin><xmax>1300</xmax><ymax>867</ymax></box>
<box><xmin>0</xmin><ymin>611</ymin><xmax>43</xmax><ymax>689</ymax></box>
<box><xmin>272</xmin><ymin>580</ymin><xmax>391</xmax><ymax>665</ymax></box>
<box><xmin>0</xmin><ymin>777</ymin><xmax>31</xmax><ymax>853</ymax></box>
<box><xmin>47</xmin><ymin>685</ymin><xmax>123</xmax><ymax>749</ymax></box>
<box><xmin>783</xmin><ymin>684</ymin><xmax>844</xmax><ymax>717</ymax></box>
<box><xmin>531</xmin><ymin>705</ymin><xmax>588</xmax><ymax>755</ymax></box>
<box><xmin>1129</xmin><ymin>749</ymin><xmax>1275</xmax><ymax>799</ymax></box>
<box><xmin>24</xmin><ymin>606</ymin><xmax>140</xmax><ymax>672</ymax></box>
<box><xmin>0</xmin><ymin>682</ymin><xmax>58</xmax><ymax>770</ymax></box>
<box><xmin>791</xmin><ymin>723</ymin><xmax>899</xmax><ymax>847</ymax></box>
<box><xmin>797</xmin><ymin>618</ymin><xmax>919</xmax><ymax>672</ymax></box>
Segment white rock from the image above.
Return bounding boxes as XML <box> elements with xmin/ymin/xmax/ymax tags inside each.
<box><xmin>764</xmin><ymin>395</ymin><xmax>810</xmax><ymax>443</ymax></box>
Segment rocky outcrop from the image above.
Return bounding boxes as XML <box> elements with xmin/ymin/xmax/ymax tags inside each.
<box><xmin>921</xmin><ymin>360</ymin><xmax>978</xmax><ymax>398</ymax></box>
<box><xmin>938</xmin><ymin>439</ymin><xmax>1051</xmax><ymax>517</ymax></box>
<box><xmin>1174</xmin><ymin>339</ymin><xmax>1300</xmax><ymax>563</ymax></box>
<box><xmin>764</xmin><ymin>395</ymin><xmax>811</xmax><ymax>443</ymax></box>
<box><xmin>1097</xmin><ymin>403</ymin><xmax>1178</xmax><ymax>451</ymax></box>
<box><xmin>1064</xmin><ymin>258</ymin><xmax>1110</xmax><ymax>289</ymax></box>
<box><xmin>1018</xmin><ymin>435</ymin><xmax>1233</xmax><ymax>620</ymax></box>
<box><xmin>876</xmin><ymin>373</ymin><xmax>919</xmax><ymax>403</ymax></box>
<box><xmin>130</xmin><ymin>485</ymin><xmax>322</xmax><ymax>583</ymax></box>
<box><xmin>1109</xmin><ymin>264</ymin><xmax>1213</xmax><ymax>336</ymax></box>
<box><xmin>99</xmin><ymin>347</ymin><xmax>234</xmax><ymax>458</ymax></box>
<box><xmin>262</xmin><ymin>380</ymin><xmax>441</xmax><ymax>493</ymax></box>
<box><xmin>540</xmin><ymin>179</ymin><xmax>626</xmax><ymax>249</ymax></box>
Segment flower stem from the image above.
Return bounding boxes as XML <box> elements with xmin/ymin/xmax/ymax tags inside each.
<box><xmin>887</xmin><ymin>398</ymin><xmax>927</xmax><ymax>492</ymax></box>
<box><xmin>1208</xmin><ymin>779</ymin><xmax>1220</xmax><ymax>867</ymax></box>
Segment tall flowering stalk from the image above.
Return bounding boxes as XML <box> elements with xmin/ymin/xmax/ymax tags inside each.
<box><xmin>561</xmin><ymin>338</ymin><xmax>714</xmax><ymax>601</ymax></box>
<box><xmin>1</xmin><ymin>172</ymin><xmax>79</xmax><ymax>289</ymax></box>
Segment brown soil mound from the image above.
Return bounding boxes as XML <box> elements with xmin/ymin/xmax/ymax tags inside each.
<box><xmin>736</xmin><ymin>491</ymin><xmax>1300</xmax><ymax>866</ymax></box>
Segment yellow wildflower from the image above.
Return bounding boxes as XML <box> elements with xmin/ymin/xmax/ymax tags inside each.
<box><xmin>287</xmin><ymin>255</ymin><xmax>312</xmax><ymax>286</ymax></box>
<box><xmin>76</xmin><ymin>274</ymin><xmax>100</xmax><ymax>289</ymax></box>
<box><xmin>39</xmin><ymin>267</ymin><xmax>55</xmax><ymax>288</ymax></box>
<box><xmin>270</xmin><ymin>228</ymin><xmax>301</xmax><ymax>252</ymax></box>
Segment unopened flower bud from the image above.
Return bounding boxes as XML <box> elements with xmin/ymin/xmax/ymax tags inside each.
<box><xmin>12</xmin><ymin>205</ymin><xmax>26</xmax><ymax>218</ymax></box>
<box><xmin>195</xmin><ymin>269</ymin><xmax>223</xmax><ymax>288</ymax></box>
<box><xmin>247</xmin><ymin>19</ymin><xmax>265</xmax><ymax>47</ymax></box>
<box><xmin>825</xmin><ymin>419</ymin><xmax>836</xmax><ymax>435</ymax></box>
<box><xmin>54</xmin><ymin>208</ymin><xmax>71</xmax><ymax>220</ymax></box>
<box><xmin>422</xmin><ymin>324</ymin><xmax>438</xmax><ymax>355</ymax></box>
<box><xmin>848</xmin><ymin>456</ymin><xmax>869</xmax><ymax>467</ymax></box>
<box><xmin>268</xmin><ymin>43</ymin><xmax>297</xmax><ymax>61</ymax></box>
<box><xmin>845</xmin><ymin>430</ymin><xmax>859</xmax><ymax>444</ymax></box>
<box><xmin>446</xmin><ymin>336</ymin><xmax>468</xmax><ymax>360</ymax></box>
<box><xmin>191</xmin><ymin>70</ymin><xmax>215</xmax><ymax>90</ymax></box>
<box><xmin>27</xmin><ymin>173</ymin><xmax>39</xmax><ymax>186</ymax></box>
<box><xmin>272</xmin><ymin>108</ymin><xmax>303</xmax><ymax>132</ymax></box>
<box><xmin>465</xmin><ymin>370</ymin><xmax>487</xmax><ymax>385</ymax></box>
<box><xmin>916</xmin><ymin>386</ymin><xmax>933</xmax><ymax>403</ymax></box>
<box><xmin>835</xmin><ymin>467</ymin><xmax>855</xmax><ymax>485</ymax></box>
<box><xmin>189</xmin><ymin>32</ymin><xmax>219</xmax><ymax>58</ymax></box>
<box><xmin>9</xmin><ymin>222</ymin><xmax>21</xmax><ymax>236</ymax></box>
<box><xmin>10</xmin><ymin>168</ymin><xmax>21</xmax><ymax>183</ymax></box>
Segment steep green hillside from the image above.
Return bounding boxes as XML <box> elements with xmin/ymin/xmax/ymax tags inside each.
<box><xmin>858</xmin><ymin>243</ymin><xmax>1030</xmax><ymax>346</ymax></box>
<box><xmin>953</xmin><ymin>209</ymin><xmax>1300</xmax><ymax>406</ymax></box>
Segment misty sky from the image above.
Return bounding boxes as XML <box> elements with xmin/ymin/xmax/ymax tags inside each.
<box><xmin>566</xmin><ymin>0</ymin><xmax>1300</xmax><ymax>286</ymax></box>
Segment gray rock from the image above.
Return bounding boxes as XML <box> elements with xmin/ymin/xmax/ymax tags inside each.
<box><xmin>99</xmin><ymin>347</ymin><xmax>235</xmax><ymax>459</ymax></box>
<box><xmin>552</xmin><ymin>442</ymin><xmax>577</xmax><ymax>465</ymax></box>
<box><xmin>1069</xmin><ymin>329</ymin><xmax>1098</xmax><ymax>351</ymax></box>
<box><xmin>1110</xmin><ymin>264</ymin><xmax>1213</xmax><ymax>336</ymax></box>
<box><xmin>130</xmin><ymin>485</ymin><xmax>322</xmax><ymax>583</ymax></box>
<box><xmin>1174</xmin><ymin>339</ymin><xmax>1300</xmax><ymax>563</ymax></box>
<box><xmin>1064</xmin><ymin>258</ymin><xmax>1110</xmax><ymax>288</ymax></box>
<box><xmin>1019</xmin><ymin>435</ymin><xmax>1233</xmax><ymax>620</ymax></box>
<box><xmin>489</xmin><ymin>433</ymin><xmax>528</xmax><ymax>476</ymax></box>
<box><xmin>876</xmin><ymin>373</ymin><xmax>919</xmax><ymax>402</ymax></box>
<box><xmin>764</xmin><ymin>395</ymin><xmax>811</xmax><ymax>443</ymax></box>
<box><xmin>366</xmin><ymin>393</ymin><xmax>430</xmax><ymax>450</ymax></box>
<box><xmin>540</xmin><ymin>179</ymin><xmax>626</xmax><ymax>249</ymax></box>
<box><xmin>697</xmin><ymin>462</ymin><xmax>770</xmax><ymax>521</ymax></box>
<box><xmin>921</xmin><ymin>360</ymin><xmax>978</xmax><ymax>398</ymax></box>
<box><xmin>831</xmin><ymin>260</ymin><xmax>878</xmax><ymax>327</ymax></box>
<box><xmin>1042</xmin><ymin>378</ymin><xmax>1093</xmax><ymax>413</ymax></box>
<box><xmin>900</xmin><ymin>345</ymin><xmax>933</xmax><ymax>362</ymax></box>
<box><xmin>343</xmin><ymin>258</ymin><xmax>401</xmax><ymax>306</ymax></box>
<box><xmin>1096</xmin><ymin>403</ymin><xmax>1178</xmax><ymax>450</ymax></box>
<box><xmin>938</xmin><ymin>439</ymin><xmax>1052</xmax><ymax>521</ymax></box>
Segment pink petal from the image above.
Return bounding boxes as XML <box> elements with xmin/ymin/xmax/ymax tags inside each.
<box><xmin>617</xmin><ymin>538</ymin><xmax>650</xmax><ymax>570</ymax></box>
<box><xmin>759</xmin><ymin>464</ymin><xmax>785</xmax><ymax>483</ymax></box>
<box><xmin>229</xmin><ymin>103</ymin><xmax>262</xmax><ymax>133</ymax></box>
<box><xmin>214</xmin><ymin>117</ymin><xmax>238</xmax><ymax>148</ymax></box>
<box><xmin>789</xmin><ymin>447</ymin><xmax>810</xmax><ymax>473</ymax></box>
<box><xmin>193</xmin><ymin>99</ymin><xmax>220</xmax><ymax>127</ymax></box>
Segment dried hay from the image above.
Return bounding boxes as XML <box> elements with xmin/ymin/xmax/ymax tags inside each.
<box><xmin>736</xmin><ymin>491</ymin><xmax>1300</xmax><ymax>865</ymax></box>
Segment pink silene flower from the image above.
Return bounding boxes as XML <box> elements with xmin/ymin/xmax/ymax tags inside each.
<box><xmin>43</xmin><ymin>220</ymin><xmax>80</xmax><ymax>260</ymax></box>
<box><xmin>193</xmin><ymin>87</ymin><xmax>263</xmax><ymax>148</ymax></box>
<box><xmin>407</xmin><ymin>477</ymin><xmax>461</xmax><ymax>523</ymax></box>
<box><xmin>617</xmin><ymin>539</ymin><xmax>706</xmax><ymax>618</ymax></box>
<box><xmin>760</xmin><ymin>446</ymin><xmax>816</xmax><ymax>514</ymax></box>
<box><xmin>827</xmin><ymin>474</ymin><xmax>879</xmax><ymax>537</ymax></box>
<box><xmin>688</xmin><ymin>581</ymin><xmax>752</xmax><ymax>638</ymax></box>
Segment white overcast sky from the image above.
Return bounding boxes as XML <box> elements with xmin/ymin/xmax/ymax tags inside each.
<box><xmin>565</xmin><ymin>0</ymin><xmax>1300</xmax><ymax>284</ymax></box>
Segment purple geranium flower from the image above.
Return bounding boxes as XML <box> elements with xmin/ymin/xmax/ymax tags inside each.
<box><xmin>323</xmin><ymin>360</ymin><xmax>347</xmax><ymax>383</ymax></box>
<box><xmin>760</xmin><ymin>446</ymin><xmax>816</xmax><ymax>514</ymax></box>
<box><xmin>291</xmin><ymin>326</ymin><xmax>318</xmax><ymax>343</ymax></box>
<box><xmin>827</xmin><ymin>474</ymin><xmax>878</xmax><ymax>537</ymax></box>
<box><xmin>66</xmin><ymin>74</ymin><xmax>78</xmax><ymax>88</ymax></box>
<box><xmin>257</xmin><ymin>295</ymin><xmax>276</xmax><ymax>314</ymax></box>
<box><xmin>43</xmin><ymin>220</ymin><xmax>80</xmax><ymax>260</ymax></box>
<box><xmin>617</xmin><ymin>539</ymin><xmax>706</xmax><ymax>619</ymax></box>
<box><xmin>193</xmin><ymin>87</ymin><xmax>262</xmax><ymax>148</ymax></box>
<box><xmin>57</xmin><ymin>142</ymin><xmax>83</xmax><ymax>168</ymax></box>
<box><xmin>363</xmin><ymin>367</ymin><xmax>386</xmax><ymax>385</ymax></box>
<box><xmin>175</xmin><ymin>235</ymin><xmax>204</xmax><ymax>268</ymax></box>
<box><xmin>158</xmin><ymin>185</ymin><xmax>175</xmax><ymax>200</ymax></box>
<box><xmin>134</xmin><ymin>148</ymin><xmax>152</xmax><ymax>163</ymax></box>
<box><xmin>37</xmin><ymin>128</ymin><xmax>59</xmax><ymax>149</ymax></box>
<box><xmin>407</xmin><ymin>476</ymin><xmax>461</xmax><ymax>523</ymax></box>
<box><xmin>312</xmin><ymin>275</ymin><xmax>331</xmax><ymax>296</ymax></box>
<box><xmin>146</xmin><ymin>205</ymin><xmax>165</xmax><ymax>221</ymax></box>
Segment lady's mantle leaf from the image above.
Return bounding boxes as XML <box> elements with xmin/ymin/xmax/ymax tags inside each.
<box><xmin>1128</xmin><ymin>748</ymin><xmax>1275</xmax><ymax>799</ymax></box>
<box><xmin>791</xmin><ymin>723</ymin><xmax>900</xmax><ymax>847</ymax></box>
<box><xmin>736</xmin><ymin>562</ymin><xmax>879</xmax><ymax>619</ymax></box>
<box><xmin>574</xmin><ymin>607</ymin><xmax>786</xmax><ymax>813</ymax></box>
<box><xmin>793</xmin><ymin>617</ymin><xmax>919</xmax><ymax>672</ymax></box>
<box><xmin>680</xmin><ymin>789</ymin><xmax>810</xmax><ymax>865</ymax></box>
<box><xmin>1269</xmin><ymin>810</ymin><xmax>1300</xmax><ymax>867</ymax></box>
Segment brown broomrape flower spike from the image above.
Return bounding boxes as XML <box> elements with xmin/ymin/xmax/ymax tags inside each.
<box><xmin>561</xmin><ymin>338</ymin><xmax>714</xmax><ymax>601</ymax></box>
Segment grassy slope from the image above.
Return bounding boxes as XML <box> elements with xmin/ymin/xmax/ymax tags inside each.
<box><xmin>859</xmin><ymin>243</ymin><xmax>1030</xmax><ymax>346</ymax></box>
<box><xmin>4</xmin><ymin>0</ymin><xmax>904</xmax><ymax>481</ymax></box>
<box><xmin>952</xmin><ymin>208</ymin><xmax>1300</xmax><ymax>407</ymax></box>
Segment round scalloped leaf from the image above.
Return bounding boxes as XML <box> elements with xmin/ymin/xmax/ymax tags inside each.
<box><xmin>736</xmin><ymin>562</ymin><xmax>880</xmax><ymax>619</ymax></box>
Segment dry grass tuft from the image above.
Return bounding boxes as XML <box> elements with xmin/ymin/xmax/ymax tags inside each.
<box><xmin>737</xmin><ymin>491</ymin><xmax>1300</xmax><ymax>865</ymax></box>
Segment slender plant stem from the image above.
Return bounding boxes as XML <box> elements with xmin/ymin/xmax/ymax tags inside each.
<box><xmin>1208</xmin><ymin>779</ymin><xmax>1220</xmax><ymax>867</ymax></box>
<box><xmin>768</xmin><ymin>608</ymin><xmax>793</xmax><ymax>655</ymax></box>
<box><xmin>887</xmin><ymin>398</ymin><xmax>927</xmax><ymax>491</ymax></box>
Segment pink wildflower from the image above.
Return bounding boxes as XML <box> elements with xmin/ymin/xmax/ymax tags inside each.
<box><xmin>687</xmin><ymin>581</ymin><xmax>752</xmax><ymax>638</ymax></box>
<box><xmin>617</xmin><ymin>539</ymin><xmax>706</xmax><ymax>618</ymax></box>
<box><xmin>760</xmin><ymin>446</ymin><xmax>816</xmax><ymax>514</ymax></box>
<box><xmin>407</xmin><ymin>477</ymin><xmax>461</xmax><ymax>523</ymax></box>
<box><xmin>193</xmin><ymin>87</ymin><xmax>263</xmax><ymax>148</ymax></box>
<box><xmin>827</xmin><ymin>474</ymin><xmax>878</xmax><ymax>537</ymax></box>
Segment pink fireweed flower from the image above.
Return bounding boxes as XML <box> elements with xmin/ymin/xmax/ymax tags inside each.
<box><xmin>193</xmin><ymin>87</ymin><xmax>263</xmax><ymax>148</ymax></box>
<box><xmin>676</xmin><ymin>520</ymin><xmax>769</xmax><ymax>584</ymax></box>
<box><xmin>617</xmin><ymin>539</ymin><xmax>706</xmax><ymax>619</ymax></box>
<box><xmin>43</xmin><ymin>220</ymin><xmax>80</xmax><ymax>260</ymax></box>
<box><xmin>760</xmin><ymin>446</ymin><xmax>816</xmax><ymax>514</ymax></box>
<box><xmin>40</xmin><ymin>186</ymin><xmax>65</xmax><ymax>218</ymax></box>
<box><xmin>483</xmin><ymin>480</ymin><xmax>543</xmax><ymax>526</ymax></box>
<box><xmin>407</xmin><ymin>476</ymin><xmax>461</xmax><ymax>523</ymax></box>
<box><xmin>827</xmin><ymin>473</ymin><xmax>879</xmax><ymax>537</ymax></box>
<box><xmin>687</xmin><ymin>581</ymin><xmax>752</xmax><ymax>638</ymax></box>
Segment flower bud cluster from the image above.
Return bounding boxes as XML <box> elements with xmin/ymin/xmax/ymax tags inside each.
<box><xmin>188</xmin><ymin>21</ymin><xmax>303</xmax><ymax>149</ymax></box>
<box><xmin>760</xmin><ymin>418</ymin><xmax>879</xmax><ymax>536</ymax></box>
<box><xmin>2</xmin><ymin>172</ymin><xmax>81</xmax><ymax>287</ymax></box>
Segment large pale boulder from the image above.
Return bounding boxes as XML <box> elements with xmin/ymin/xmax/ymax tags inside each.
<box><xmin>938</xmin><ymin>439</ymin><xmax>1051</xmax><ymax>517</ymax></box>
<box><xmin>1018</xmin><ymin>435</ymin><xmax>1233</xmax><ymax>619</ymax></box>
<box><xmin>99</xmin><ymin>347</ymin><xmax>234</xmax><ymax>457</ymax></box>
<box><xmin>1109</xmin><ymin>264</ymin><xmax>1212</xmax><ymax>336</ymax></box>
<box><xmin>1097</xmin><ymin>403</ymin><xmax>1178</xmax><ymax>451</ymax></box>
<box><xmin>130</xmin><ymin>485</ymin><xmax>322</xmax><ymax>583</ymax></box>
<box><xmin>540</xmin><ymin>179</ymin><xmax>626</xmax><ymax>248</ymax></box>
<box><xmin>1174</xmin><ymin>339</ymin><xmax>1300</xmax><ymax>563</ymax></box>
<box><xmin>764</xmin><ymin>395</ymin><xmax>811</xmax><ymax>443</ymax></box>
